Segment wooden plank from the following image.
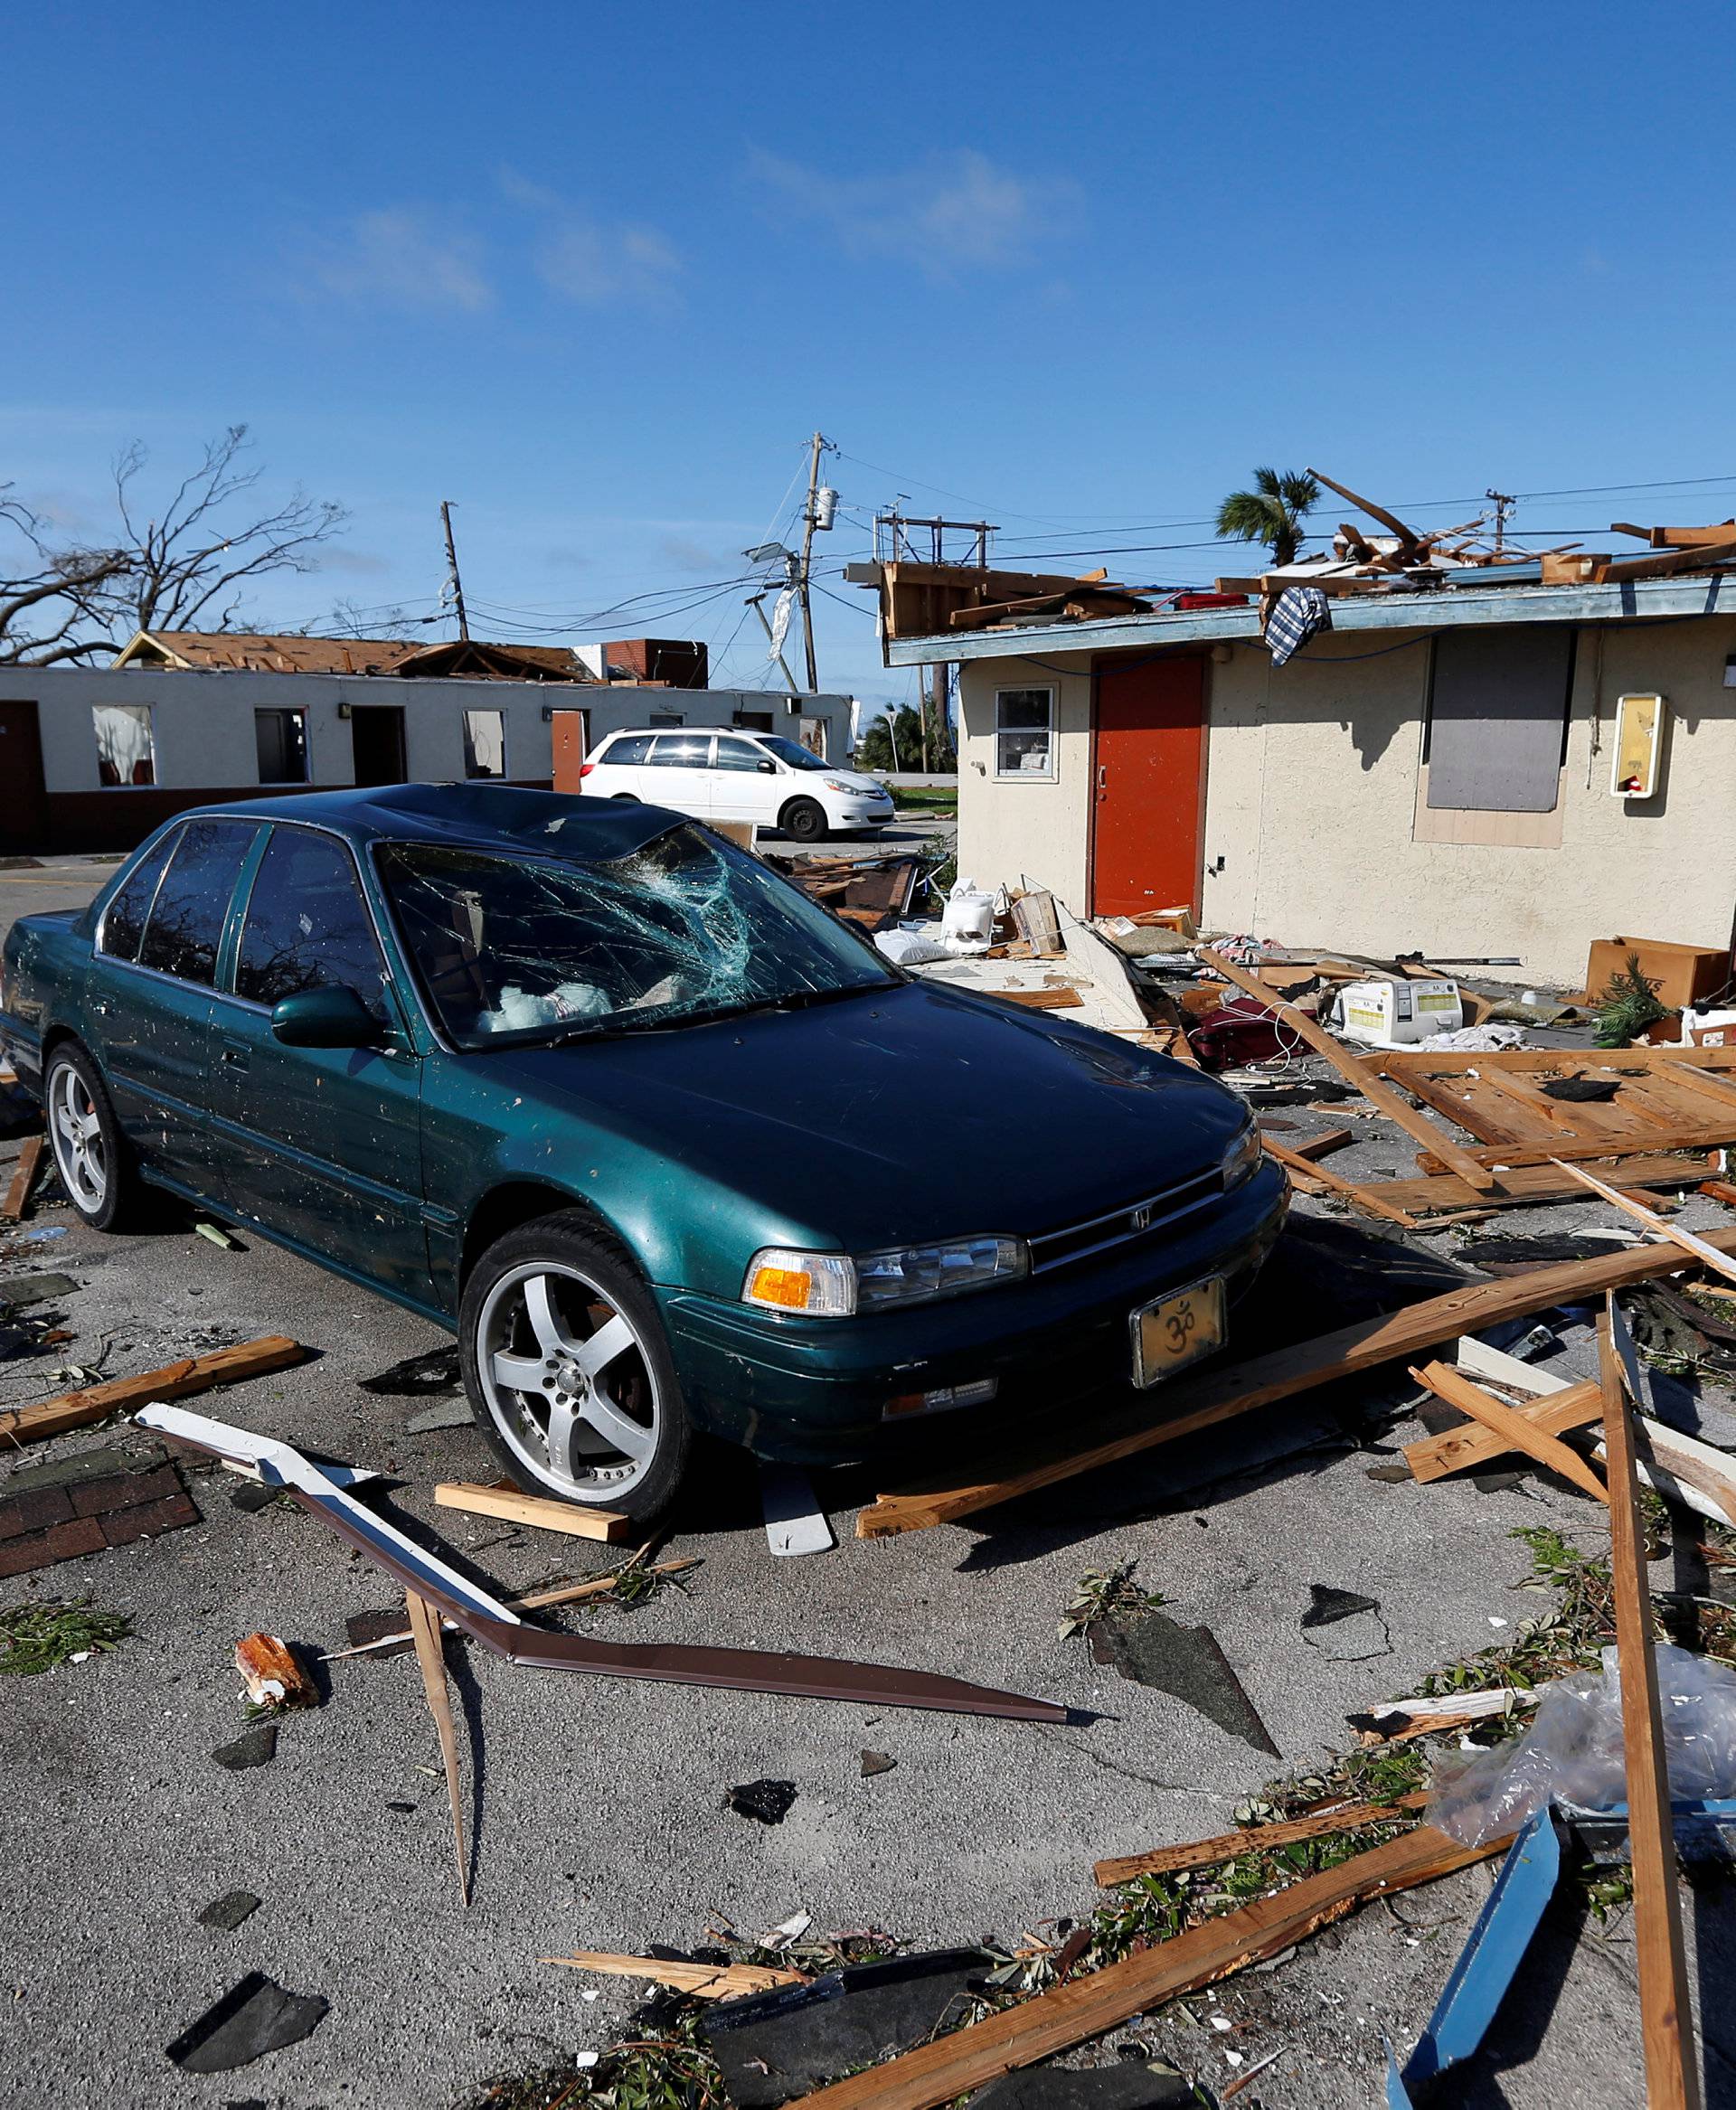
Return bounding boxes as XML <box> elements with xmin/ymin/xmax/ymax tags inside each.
<box><xmin>1261</xmin><ymin>1135</ymin><xmax>1420</xmax><ymax>1225</ymax></box>
<box><xmin>1386</xmin><ymin>1153</ymin><xmax>1712</xmax><ymax>1211</ymax></box>
<box><xmin>1671</xmin><ymin>1065</ymin><xmax>1736</xmax><ymax>1113</ymax></box>
<box><xmin>1406</xmin><ymin>1380</ymin><xmax>1601</xmax><ymax>1482</ymax></box>
<box><xmin>433</xmin><ymin>1480</ymin><xmax>633</xmax><ymax>1544</ymax></box>
<box><xmin>1552</xmin><ymin>1161</ymin><xmax>1736</xmax><ymax>1286</ymax></box>
<box><xmin>1195</xmin><ymin>945</ymin><xmax>1499</xmax><ymax>1192</ymax></box>
<box><xmin>544</xmin><ymin>1952</ymin><xmax>807</xmax><ymax>1997</ymax></box>
<box><xmin>856</xmin><ymin>1229</ymin><xmax>1736</xmax><ymax>1537</ymax></box>
<box><xmin>1372</xmin><ymin>1045</ymin><xmax>1736</xmax><ymax>1075</ymax></box>
<box><xmin>1599</xmin><ymin>1308</ymin><xmax>1703</xmax><ymax>2110</ymax></box>
<box><xmin>1595</xmin><ymin>539</ymin><xmax>1736</xmax><ymax>583</ymax></box>
<box><xmin>1410</xmin><ymin>1361</ymin><xmax>1609</xmax><ymax>1502</ymax></box>
<box><xmin>1093</xmin><ymin>1791</ymin><xmax>1430</xmax><ymax>1887</ymax></box>
<box><xmin>1413</xmin><ymin>1133</ymin><xmax>1735</xmax><ymax>1174</ymax></box>
<box><xmin>0</xmin><ymin>1335</ymin><xmax>307</xmax><ymax>1448</ymax></box>
<box><xmin>406</xmin><ymin>1590</ymin><xmax>470</xmax><ymax>1908</ymax></box>
<box><xmin>984</xmin><ymin>986</ymin><xmax>1085</xmax><ymax>1011</ymax></box>
<box><xmin>1</xmin><ymin>1135</ymin><xmax>46</xmax><ymax>1221</ymax></box>
<box><xmin>1285</xmin><ymin>1125</ymin><xmax>1355</xmax><ymax>1161</ymax></box>
<box><xmin>780</xmin><ymin>1824</ymin><xmax>1510</xmax><ymax>2110</ymax></box>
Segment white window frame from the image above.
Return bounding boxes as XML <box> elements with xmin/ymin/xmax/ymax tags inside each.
<box><xmin>92</xmin><ymin>702</ymin><xmax>157</xmax><ymax>789</ymax></box>
<box><xmin>254</xmin><ymin>705</ymin><xmax>310</xmax><ymax>786</ymax></box>
<box><xmin>461</xmin><ymin>707</ymin><xmax>508</xmax><ymax>780</ymax></box>
<box><xmin>994</xmin><ymin>686</ymin><xmax>1056</xmax><ymax>782</ymax></box>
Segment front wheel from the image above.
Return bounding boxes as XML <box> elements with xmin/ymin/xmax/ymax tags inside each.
<box><xmin>43</xmin><ymin>1042</ymin><xmax>135</xmax><ymax>1232</ymax></box>
<box><xmin>780</xmin><ymin>797</ymin><xmax>827</xmax><ymax>843</ymax></box>
<box><xmin>458</xmin><ymin>1213</ymin><xmax>692</xmax><ymax>1524</ymax></box>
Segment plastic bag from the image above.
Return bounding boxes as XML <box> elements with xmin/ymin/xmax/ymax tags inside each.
<box><xmin>874</xmin><ymin>925</ymin><xmax>952</xmax><ymax>966</ymax></box>
<box><xmin>478</xmin><ymin>981</ymin><xmax>609</xmax><ymax>1034</ymax></box>
<box><xmin>1428</xmin><ymin>1645</ymin><xmax>1736</xmax><ymax>1847</ymax></box>
<box><xmin>939</xmin><ymin>877</ymin><xmax>996</xmax><ymax>955</ymax></box>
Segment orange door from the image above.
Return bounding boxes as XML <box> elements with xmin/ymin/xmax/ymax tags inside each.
<box><xmin>551</xmin><ymin>710</ymin><xmax>589</xmax><ymax>793</ymax></box>
<box><xmin>1090</xmin><ymin>657</ymin><xmax>1205</xmax><ymax>918</ymax></box>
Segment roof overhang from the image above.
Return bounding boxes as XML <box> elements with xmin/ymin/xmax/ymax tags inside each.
<box><xmin>885</xmin><ymin>572</ymin><xmax>1736</xmax><ymax>665</ymax></box>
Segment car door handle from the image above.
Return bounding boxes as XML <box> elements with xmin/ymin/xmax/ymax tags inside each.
<box><xmin>219</xmin><ymin>1040</ymin><xmax>250</xmax><ymax>1072</ymax></box>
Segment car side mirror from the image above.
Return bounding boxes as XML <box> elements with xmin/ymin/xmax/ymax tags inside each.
<box><xmin>757</xmin><ymin>758</ymin><xmax>777</xmax><ymax>773</ymax></box>
<box><xmin>270</xmin><ymin>985</ymin><xmax>381</xmax><ymax>1049</ymax></box>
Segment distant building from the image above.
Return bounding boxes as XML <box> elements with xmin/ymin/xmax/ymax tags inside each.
<box><xmin>113</xmin><ymin>629</ymin><xmax>591</xmax><ymax>683</ymax></box>
<box><xmin>574</xmin><ymin>637</ymin><xmax>710</xmax><ymax>688</ymax></box>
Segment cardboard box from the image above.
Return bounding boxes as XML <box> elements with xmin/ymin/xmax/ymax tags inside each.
<box><xmin>1582</xmin><ymin>937</ymin><xmax>1731</xmax><ymax>1012</ymax></box>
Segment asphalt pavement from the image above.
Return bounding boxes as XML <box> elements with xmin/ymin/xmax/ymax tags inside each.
<box><xmin>1</xmin><ymin>855</ymin><xmax>1730</xmax><ymax>2109</ymax></box>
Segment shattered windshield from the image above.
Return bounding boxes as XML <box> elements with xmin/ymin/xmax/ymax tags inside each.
<box><xmin>376</xmin><ymin>824</ymin><xmax>895</xmax><ymax>1050</ymax></box>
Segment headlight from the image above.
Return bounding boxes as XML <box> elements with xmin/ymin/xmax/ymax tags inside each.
<box><xmin>1221</xmin><ymin>1122</ymin><xmax>1261</xmax><ymax>1192</ymax></box>
<box><xmin>741</xmin><ymin>1236</ymin><xmax>1027</xmax><ymax>1317</ymax></box>
<box><xmin>823</xmin><ymin>778</ymin><xmax>852</xmax><ymax>794</ymax></box>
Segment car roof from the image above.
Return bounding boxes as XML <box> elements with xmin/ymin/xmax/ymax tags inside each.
<box><xmin>599</xmin><ymin>725</ymin><xmax>769</xmax><ymax>743</ymax></box>
<box><xmin>164</xmin><ymin>783</ymin><xmax>684</xmax><ymax>862</ymax></box>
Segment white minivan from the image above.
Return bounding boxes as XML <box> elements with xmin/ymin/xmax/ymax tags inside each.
<box><xmin>579</xmin><ymin>728</ymin><xmax>895</xmax><ymax>843</ymax></box>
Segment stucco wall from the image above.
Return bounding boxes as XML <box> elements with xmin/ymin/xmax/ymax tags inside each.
<box><xmin>951</xmin><ymin>615</ymin><xmax>1736</xmax><ymax>989</ymax></box>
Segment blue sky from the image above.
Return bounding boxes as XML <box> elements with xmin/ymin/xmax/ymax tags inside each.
<box><xmin>4</xmin><ymin>4</ymin><xmax>1733</xmax><ymax>711</ymax></box>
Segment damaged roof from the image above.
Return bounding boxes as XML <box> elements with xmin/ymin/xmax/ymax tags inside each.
<box><xmin>112</xmin><ymin>629</ymin><xmax>592</xmax><ymax>681</ymax></box>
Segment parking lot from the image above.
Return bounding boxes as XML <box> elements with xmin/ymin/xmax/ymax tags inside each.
<box><xmin>3</xmin><ymin>857</ymin><xmax>1731</xmax><ymax>2110</ymax></box>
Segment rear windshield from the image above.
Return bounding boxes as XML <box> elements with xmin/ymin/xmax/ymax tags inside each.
<box><xmin>376</xmin><ymin>823</ymin><xmax>895</xmax><ymax>1050</ymax></box>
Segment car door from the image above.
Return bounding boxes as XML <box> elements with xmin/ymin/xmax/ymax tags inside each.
<box><xmin>710</xmin><ymin>735</ymin><xmax>780</xmax><ymax>824</ymax></box>
<box><xmin>640</xmin><ymin>731</ymin><xmax>715</xmax><ymax>819</ymax></box>
<box><xmin>87</xmin><ymin>817</ymin><xmax>260</xmax><ymax>1196</ymax></box>
<box><xmin>590</xmin><ymin>730</ymin><xmax>653</xmax><ymax>797</ymax></box>
<box><xmin>205</xmin><ymin>823</ymin><xmax>430</xmax><ymax>1308</ymax></box>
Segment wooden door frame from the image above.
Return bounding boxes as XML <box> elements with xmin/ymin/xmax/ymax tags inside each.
<box><xmin>1086</xmin><ymin>649</ymin><xmax>1211</xmax><ymax>919</ymax></box>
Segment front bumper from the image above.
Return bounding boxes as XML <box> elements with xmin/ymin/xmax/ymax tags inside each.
<box><xmin>656</xmin><ymin>1160</ymin><xmax>1289</xmax><ymax>1464</ymax></box>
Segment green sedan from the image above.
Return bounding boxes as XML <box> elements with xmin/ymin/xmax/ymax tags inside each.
<box><xmin>0</xmin><ymin>785</ymin><xmax>1287</xmax><ymax>1521</ymax></box>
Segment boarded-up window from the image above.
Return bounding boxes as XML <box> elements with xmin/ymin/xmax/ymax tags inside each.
<box><xmin>1424</xmin><ymin>628</ymin><xmax>1573</xmax><ymax>813</ymax></box>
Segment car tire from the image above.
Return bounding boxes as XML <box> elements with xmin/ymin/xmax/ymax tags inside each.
<box><xmin>42</xmin><ymin>1041</ymin><xmax>135</xmax><ymax>1232</ymax></box>
<box><xmin>459</xmin><ymin>1210</ymin><xmax>692</xmax><ymax>1524</ymax></box>
<box><xmin>781</xmin><ymin>796</ymin><xmax>828</xmax><ymax>843</ymax></box>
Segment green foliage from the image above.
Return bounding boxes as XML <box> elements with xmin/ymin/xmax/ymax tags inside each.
<box><xmin>1058</xmin><ymin>1559</ymin><xmax>1166</xmax><ymax>1640</ymax></box>
<box><xmin>1213</xmin><ymin>467</ymin><xmax>1321</xmax><ymax>568</ymax></box>
<box><xmin>0</xmin><ymin>1598</ymin><xmax>131</xmax><ymax>1675</ymax></box>
<box><xmin>856</xmin><ymin>702</ymin><xmax>956</xmax><ymax>774</ymax></box>
<box><xmin>1593</xmin><ymin>951</ymin><xmax>1667</xmax><ymax>1047</ymax></box>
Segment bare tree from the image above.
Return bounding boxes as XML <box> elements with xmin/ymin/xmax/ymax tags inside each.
<box><xmin>0</xmin><ymin>488</ymin><xmax>129</xmax><ymax>665</ymax></box>
<box><xmin>99</xmin><ymin>424</ymin><xmax>349</xmax><ymax>636</ymax></box>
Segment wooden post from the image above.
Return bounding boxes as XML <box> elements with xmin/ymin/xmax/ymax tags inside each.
<box><xmin>1599</xmin><ymin>1301</ymin><xmax>1702</xmax><ymax>2110</ymax></box>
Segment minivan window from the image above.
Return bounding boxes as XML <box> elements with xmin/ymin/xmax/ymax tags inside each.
<box><xmin>99</xmin><ymin>827</ymin><xmax>183</xmax><ymax>963</ymax></box>
<box><xmin>237</xmin><ymin>827</ymin><xmax>391</xmax><ymax>1022</ymax></box>
<box><xmin>646</xmin><ymin>735</ymin><xmax>712</xmax><ymax>768</ymax></box>
<box><xmin>755</xmin><ymin>734</ymin><xmax>827</xmax><ymax>773</ymax></box>
<box><xmin>601</xmin><ymin>733</ymin><xmax>653</xmax><ymax>767</ymax></box>
<box><xmin>712</xmin><ymin>739</ymin><xmax>768</xmax><ymax>772</ymax></box>
<box><xmin>137</xmin><ymin>821</ymin><xmax>259</xmax><ymax>987</ymax></box>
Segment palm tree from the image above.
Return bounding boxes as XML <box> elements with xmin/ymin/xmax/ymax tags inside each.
<box><xmin>1214</xmin><ymin>467</ymin><xmax>1320</xmax><ymax>570</ymax></box>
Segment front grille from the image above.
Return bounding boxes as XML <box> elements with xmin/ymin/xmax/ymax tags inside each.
<box><xmin>1026</xmin><ymin>1168</ymin><xmax>1223</xmax><ymax>1274</ymax></box>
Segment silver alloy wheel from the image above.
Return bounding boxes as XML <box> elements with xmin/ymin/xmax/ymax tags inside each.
<box><xmin>476</xmin><ymin>1261</ymin><xmax>660</xmax><ymax>1498</ymax></box>
<box><xmin>49</xmin><ymin>1062</ymin><xmax>107</xmax><ymax>1215</ymax></box>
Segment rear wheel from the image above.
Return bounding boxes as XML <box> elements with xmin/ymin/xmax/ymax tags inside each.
<box><xmin>43</xmin><ymin>1042</ymin><xmax>134</xmax><ymax>1232</ymax></box>
<box><xmin>459</xmin><ymin>1213</ymin><xmax>691</xmax><ymax>1524</ymax></box>
<box><xmin>781</xmin><ymin>797</ymin><xmax>827</xmax><ymax>843</ymax></box>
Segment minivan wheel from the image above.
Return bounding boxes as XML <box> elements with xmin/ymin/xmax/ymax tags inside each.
<box><xmin>781</xmin><ymin>796</ymin><xmax>827</xmax><ymax>843</ymax></box>
<box><xmin>459</xmin><ymin>1212</ymin><xmax>691</xmax><ymax>1523</ymax></box>
<box><xmin>43</xmin><ymin>1042</ymin><xmax>134</xmax><ymax>1231</ymax></box>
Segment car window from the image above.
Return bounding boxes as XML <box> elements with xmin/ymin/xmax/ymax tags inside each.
<box><xmin>756</xmin><ymin>733</ymin><xmax>827</xmax><ymax>772</ymax></box>
<box><xmin>137</xmin><ymin>821</ymin><xmax>259</xmax><ymax>987</ymax></box>
<box><xmin>646</xmin><ymin>734</ymin><xmax>712</xmax><ymax>768</ymax></box>
<box><xmin>99</xmin><ymin>827</ymin><xmax>183</xmax><ymax>963</ymax></box>
<box><xmin>236</xmin><ymin>826</ymin><xmax>392</xmax><ymax>1024</ymax></box>
<box><xmin>712</xmin><ymin>738</ymin><xmax>768</xmax><ymax>772</ymax></box>
<box><xmin>599</xmin><ymin>733</ymin><xmax>653</xmax><ymax>767</ymax></box>
<box><xmin>377</xmin><ymin>823</ymin><xmax>895</xmax><ymax>1050</ymax></box>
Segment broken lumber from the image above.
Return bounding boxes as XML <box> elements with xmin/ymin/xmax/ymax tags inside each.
<box><xmin>1196</xmin><ymin>944</ymin><xmax>1498</xmax><ymax>1192</ymax></box>
<box><xmin>1407</xmin><ymin>1380</ymin><xmax>1601</xmax><ymax>1482</ymax></box>
<box><xmin>233</xmin><ymin>1633</ymin><xmax>316</xmax><ymax>1710</ymax></box>
<box><xmin>856</xmin><ymin>1229</ymin><xmax>1736</xmax><ymax>1536</ymax></box>
<box><xmin>1286</xmin><ymin>1125</ymin><xmax>1354</xmax><ymax>1162</ymax></box>
<box><xmin>986</xmin><ymin>985</ymin><xmax>1083</xmax><ymax>1011</ymax></box>
<box><xmin>1390</xmin><ymin>1153</ymin><xmax>1715</xmax><ymax>1208</ymax></box>
<box><xmin>781</xmin><ymin>1823</ymin><xmax>1511</xmax><ymax>2110</ymax></box>
<box><xmin>433</xmin><ymin>1480</ymin><xmax>633</xmax><ymax>1544</ymax></box>
<box><xmin>1599</xmin><ymin>1306</ymin><xmax>1703</xmax><ymax>2110</ymax></box>
<box><xmin>1410</xmin><ymin>1361</ymin><xmax>1609</xmax><ymax>1503</ymax></box>
<box><xmin>322</xmin><ymin>1558</ymin><xmax>703</xmax><ymax>1662</ymax></box>
<box><xmin>1552</xmin><ymin>1161</ymin><xmax>1736</xmax><ymax>1286</ymax></box>
<box><xmin>2</xmin><ymin>1135</ymin><xmax>46</xmax><ymax>1221</ymax></box>
<box><xmin>1261</xmin><ymin>1134</ymin><xmax>1419</xmax><ymax>1226</ymax></box>
<box><xmin>1353</xmin><ymin>1689</ymin><xmax>1536</xmax><ymax>1745</ymax></box>
<box><xmin>0</xmin><ymin>1336</ymin><xmax>306</xmax><ymax>1448</ymax></box>
<box><xmin>406</xmin><ymin>1590</ymin><xmax>469</xmax><ymax>1907</ymax></box>
<box><xmin>1093</xmin><ymin>1790</ymin><xmax>1430</xmax><ymax>1886</ymax></box>
<box><xmin>545</xmin><ymin>1952</ymin><xmax>808</xmax><ymax>1997</ymax></box>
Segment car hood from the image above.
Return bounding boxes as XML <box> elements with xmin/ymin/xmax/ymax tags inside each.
<box><xmin>475</xmin><ymin>980</ymin><xmax>1250</xmax><ymax>1248</ymax></box>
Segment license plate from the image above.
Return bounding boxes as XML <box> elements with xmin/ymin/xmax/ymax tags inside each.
<box><xmin>1130</xmin><ymin>1276</ymin><xmax>1226</xmax><ymax>1388</ymax></box>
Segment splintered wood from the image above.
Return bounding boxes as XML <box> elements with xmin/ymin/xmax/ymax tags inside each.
<box><xmin>0</xmin><ymin>1337</ymin><xmax>307</xmax><ymax>1448</ymax></box>
<box><xmin>234</xmin><ymin>1632</ymin><xmax>316</xmax><ymax>1710</ymax></box>
<box><xmin>406</xmin><ymin>1590</ymin><xmax>470</xmax><ymax>1907</ymax></box>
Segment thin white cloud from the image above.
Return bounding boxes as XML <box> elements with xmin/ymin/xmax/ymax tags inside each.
<box><xmin>303</xmin><ymin>208</ymin><xmax>494</xmax><ymax>313</ymax></box>
<box><xmin>746</xmin><ymin>146</ymin><xmax>1079</xmax><ymax>278</ymax></box>
<box><xmin>500</xmin><ymin>171</ymin><xmax>683</xmax><ymax>311</ymax></box>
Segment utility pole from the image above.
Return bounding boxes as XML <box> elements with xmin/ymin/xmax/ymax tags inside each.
<box><xmin>439</xmin><ymin>501</ymin><xmax>470</xmax><ymax>640</ymax></box>
<box><xmin>1486</xmin><ymin>488</ymin><xmax>1516</xmax><ymax>557</ymax></box>
<box><xmin>797</xmin><ymin>431</ymin><xmax>830</xmax><ymax>692</ymax></box>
